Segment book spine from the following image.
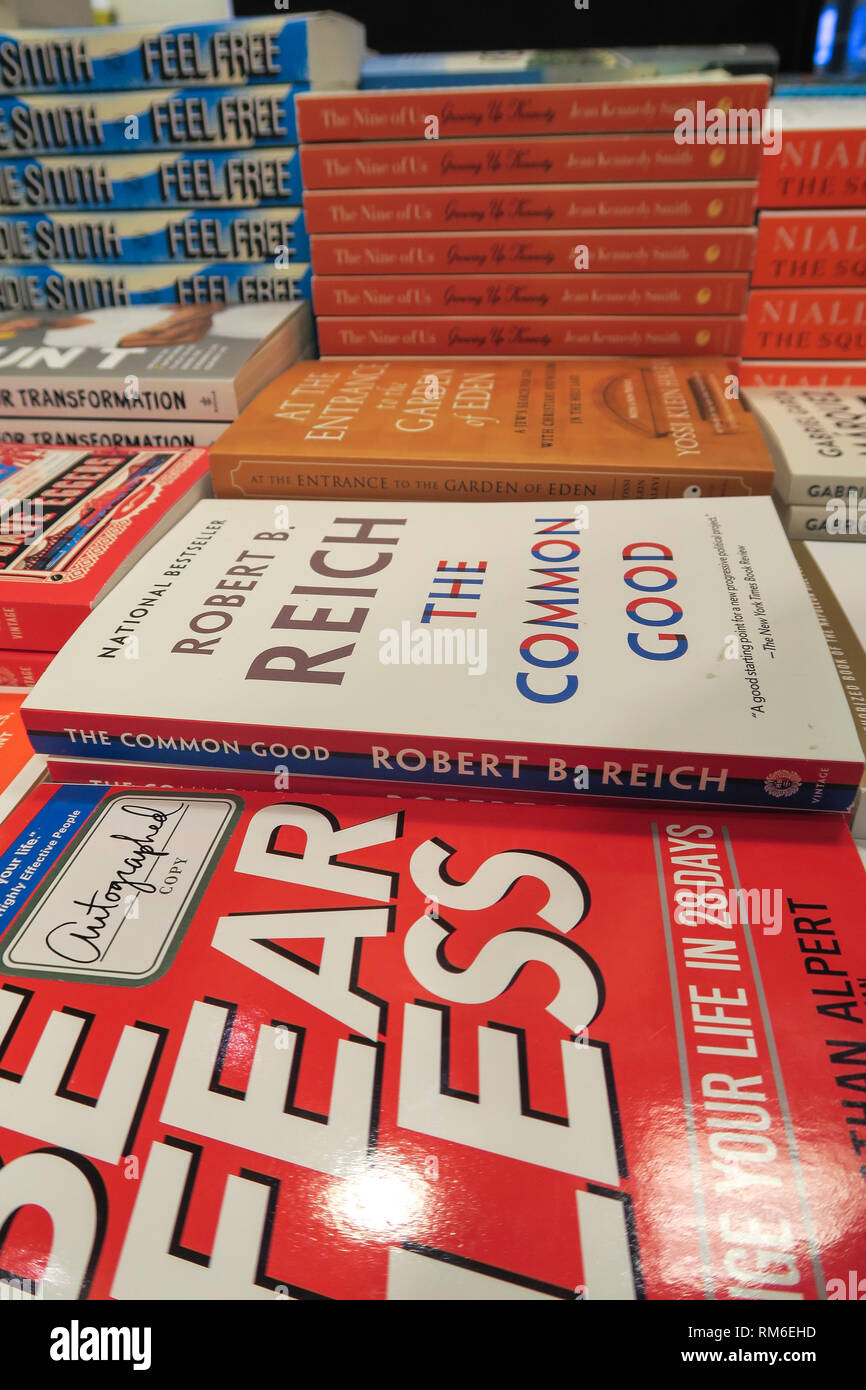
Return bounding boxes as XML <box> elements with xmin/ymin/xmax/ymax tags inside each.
<box><xmin>295</xmin><ymin>77</ymin><xmax>773</xmax><ymax>141</ymax></box>
<box><xmin>0</xmin><ymin>147</ymin><xmax>302</xmax><ymax>210</ymax></box>
<box><xmin>0</xmin><ymin>207</ymin><xmax>310</xmax><ymax>264</ymax></box>
<box><xmin>316</xmin><ymin>313</ymin><xmax>746</xmax><ymax>356</ymax></box>
<box><xmin>0</xmin><ymin>418</ymin><xmax>226</xmax><ymax>448</ymax></box>
<box><xmin>752</xmin><ymin>211</ymin><xmax>866</xmax><ymax>287</ymax></box>
<box><xmin>793</xmin><ymin>543</ymin><xmax>866</xmax><ymax>779</ymax></box>
<box><xmin>299</xmin><ymin>134</ymin><xmax>762</xmax><ymax>189</ymax></box>
<box><xmin>777</xmin><ymin>501</ymin><xmax>866</xmax><ymax>541</ymax></box>
<box><xmin>309</xmin><ymin>227</ymin><xmax>758</xmax><ymax>276</ymax></box>
<box><xmin>0</xmin><ymin>599</ymin><xmax>88</xmax><ymax>650</ymax></box>
<box><xmin>759</xmin><ymin>128</ymin><xmax>866</xmax><ymax>208</ymax></box>
<box><xmin>312</xmin><ymin>272</ymin><xmax>749</xmax><ymax>317</ymax></box>
<box><xmin>739</xmin><ymin>359</ymin><xmax>866</xmax><ymax>386</ymax></box>
<box><xmin>0</xmin><ymin>19</ymin><xmax>318</xmax><ymax>94</ymax></box>
<box><xmin>0</xmin><ymin>374</ymin><xmax>240</xmax><ymax>421</ymax></box>
<box><xmin>0</xmin><ymin>647</ymin><xmax>51</xmax><ymax>686</ymax></box>
<box><xmin>209</xmin><ymin>454</ymin><xmax>772</xmax><ymax>502</ymax></box>
<box><xmin>743</xmin><ymin>289</ymin><xmax>866</xmax><ymax>358</ymax></box>
<box><xmin>0</xmin><ymin>85</ymin><xmax>305</xmax><ymax>156</ymax></box>
<box><xmin>0</xmin><ymin>261</ymin><xmax>312</xmax><ymax>311</ymax></box>
<box><xmin>304</xmin><ymin>182</ymin><xmax>759</xmax><ymax>234</ymax></box>
<box><xmin>24</xmin><ymin>710</ymin><xmax>860</xmax><ymax>812</ymax></box>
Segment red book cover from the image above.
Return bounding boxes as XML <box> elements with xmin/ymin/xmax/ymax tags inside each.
<box><xmin>0</xmin><ymin>647</ymin><xmax>51</xmax><ymax>687</ymax></box>
<box><xmin>743</xmin><ymin>289</ymin><xmax>866</xmax><ymax>359</ymax></box>
<box><xmin>739</xmin><ymin>359</ymin><xmax>866</xmax><ymax>387</ymax></box>
<box><xmin>0</xmin><ymin>781</ymin><xmax>862</xmax><ymax>1301</ymax></box>
<box><xmin>317</xmin><ymin>314</ymin><xmax>745</xmax><ymax>357</ymax></box>
<box><xmin>310</xmin><ymin>227</ymin><xmax>758</xmax><ymax>277</ymax></box>
<box><xmin>759</xmin><ymin>125</ymin><xmax>866</xmax><ymax>209</ymax></box>
<box><xmin>312</xmin><ymin>273</ymin><xmax>749</xmax><ymax>318</ymax></box>
<box><xmin>300</xmin><ymin>133</ymin><xmax>762</xmax><ymax>189</ymax></box>
<box><xmin>303</xmin><ymin>183</ymin><xmax>759</xmax><ymax>235</ymax></box>
<box><xmin>0</xmin><ymin>445</ymin><xmax>209</xmax><ymax>650</ymax></box>
<box><xmin>295</xmin><ymin>76</ymin><xmax>772</xmax><ymax>142</ymax></box>
<box><xmin>752</xmin><ymin>211</ymin><xmax>866</xmax><ymax>287</ymax></box>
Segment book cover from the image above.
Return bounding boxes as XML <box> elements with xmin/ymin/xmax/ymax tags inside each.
<box><xmin>739</xmin><ymin>360</ymin><xmax>866</xmax><ymax>387</ymax></box>
<box><xmin>21</xmin><ymin>496</ymin><xmax>863</xmax><ymax>811</ymax></box>
<box><xmin>758</xmin><ymin>99</ymin><xmax>866</xmax><ymax>209</ymax></box>
<box><xmin>0</xmin><ymin>418</ymin><xmax>233</xmax><ymax>450</ymax></box>
<box><xmin>360</xmin><ymin>45</ymin><xmax>779</xmax><ymax>87</ymax></box>
<box><xmin>0</xmin><ymin>15</ymin><xmax>366</xmax><ymax>94</ymax></box>
<box><xmin>743</xmin><ymin>289</ymin><xmax>866</xmax><ymax>359</ymax></box>
<box><xmin>295</xmin><ymin>76</ymin><xmax>773</xmax><ymax>141</ymax></box>
<box><xmin>775</xmin><ymin>499</ymin><xmax>866</xmax><ymax>541</ymax></box>
<box><xmin>299</xmin><ymin>134</ymin><xmax>763</xmax><ymax>189</ymax></box>
<box><xmin>743</xmin><ymin>387</ymin><xmax>866</xmax><ymax>504</ymax></box>
<box><xmin>209</xmin><ymin>356</ymin><xmax>773</xmax><ymax>503</ymax></box>
<box><xmin>316</xmin><ymin>315</ymin><xmax>746</xmax><ymax>357</ymax></box>
<box><xmin>0</xmin><ymin>207</ymin><xmax>311</xmax><ymax>265</ymax></box>
<box><xmin>0</xmin><ymin>84</ymin><xmax>307</xmax><ymax>156</ymax></box>
<box><xmin>0</xmin><ymin>300</ymin><xmax>313</xmax><ymax>421</ymax></box>
<box><xmin>794</xmin><ymin>540</ymin><xmax>866</xmax><ymax>835</ymax></box>
<box><xmin>752</xmin><ymin>210</ymin><xmax>866</xmax><ymax>288</ymax></box>
<box><xmin>303</xmin><ymin>183</ymin><xmax>759</xmax><ymax>235</ymax></box>
<box><xmin>0</xmin><ymin>646</ymin><xmax>50</xmax><ymax>687</ymax></box>
<box><xmin>2</xmin><ymin>781</ymin><xmax>864</xmax><ymax>1303</ymax></box>
<box><xmin>312</xmin><ymin>274</ymin><xmax>749</xmax><ymax>318</ymax></box>
<box><xmin>0</xmin><ymin>261</ymin><xmax>312</xmax><ymax>313</ymax></box>
<box><xmin>0</xmin><ymin>147</ymin><xmax>302</xmax><ymax>211</ymax></box>
<box><xmin>0</xmin><ymin>444</ymin><xmax>209</xmax><ymax>650</ymax></box>
<box><xmin>309</xmin><ymin>228</ymin><xmax>758</xmax><ymax>277</ymax></box>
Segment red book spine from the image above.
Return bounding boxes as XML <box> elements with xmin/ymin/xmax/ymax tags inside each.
<box><xmin>0</xmin><ymin>647</ymin><xmax>52</xmax><ymax>687</ymax></box>
<box><xmin>738</xmin><ymin>359</ymin><xmax>866</xmax><ymax>386</ymax></box>
<box><xmin>743</xmin><ymin>288</ymin><xmax>866</xmax><ymax>358</ymax></box>
<box><xmin>296</xmin><ymin>77</ymin><xmax>772</xmax><ymax>141</ymax></box>
<box><xmin>0</xmin><ymin>598</ymin><xmax>91</xmax><ymax>651</ymax></box>
<box><xmin>300</xmin><ymin>134</ymin><xmax>762</xmax><ymax>189</ymax></box>
<box><xmin>316</xmin><ymin>314</ymin><xmax>745</xmax><ymax>356</ymax></box>
<box><xmin>759</xmin><ymin>127</ymin><xmax>866</xmax><ymax>207</ymax></box>
<box><xmin>304</xmin><ymin>182</ymin><xmax>759</xmax><ymax>235</ymax></box>
<box><xmin>751</xmin><ymin>210</ymin><xmax>866</xmax><ymax>287</ymax></box>
<box><xmin>310</xmin><ymin>228</ymin><xmax>758</xmax><ymax>276</ymax></box>
<box><xmin>312</xmin><ymin>272</ymin><xmax>750</xmax><ymax>317</ymax></box>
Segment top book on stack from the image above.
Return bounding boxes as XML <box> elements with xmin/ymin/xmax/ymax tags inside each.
<box><xmin>359</xmin><ymin>45</ymin><xmax>780</xmax><ymax>87</ymax></box>
<box><xmin>0</xmin><ymin>14</ymin><xmax>366</xmax><ymax>93</ymax></box>
<box><xmin>758</xmin><ymin>98</ymin><xmax>866</xmax><ymax>208</ymax></box>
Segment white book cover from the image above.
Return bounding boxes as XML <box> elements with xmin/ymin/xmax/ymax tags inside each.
<box><xmin>22</xmin><ymin>496</ymin><xmax>863</xmax><ymax>812</ymax></box>
<box><xmin>745</xmin><ymin>387</ymin><xmax>866</xmax><ymax>503</ymax></box>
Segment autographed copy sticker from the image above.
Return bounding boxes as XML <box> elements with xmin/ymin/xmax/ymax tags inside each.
<box><xmin>0</xmin><ymin>791</ymin><xmax>240</xmax><ymax>985</ymax></box>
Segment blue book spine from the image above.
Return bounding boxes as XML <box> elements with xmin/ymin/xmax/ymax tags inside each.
<box><xmin>0</xmin><ymin>208</ymin><xmax>310</xmax><ymax>264</ymax></box>
<box><xmin>0</xmin><ymin>260</ymin><xmax>312</xmax><ymax>309</ymax></box>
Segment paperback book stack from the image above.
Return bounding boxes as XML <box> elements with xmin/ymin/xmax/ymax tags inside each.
<box><xmin>745</xmin><ymin>385</ymin><xmax>866</xmax><ymax>541</ymax></box>
<box><xmin>741</xmin><ymin>98</ymin><xmax>866</xmax><ymax>387</ymax></box>
<box><xmin>0</xmin><ymin>442</ymin><xmax>208</xmax><ymax>688</ymax></box>
<box><xmin>0</xmin><ymin>14</ymin><xmax>364</xmax><ymax>316</ymax></box>
<box><xmin>295</xmin><ymin>68</ymin><xmax>772</xmax><ymax>358</ymax></box>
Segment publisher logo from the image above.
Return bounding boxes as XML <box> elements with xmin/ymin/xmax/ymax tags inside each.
<box><xmin>764</xmin><ymin>769</ymin><xmax>802</xmax><ymax>799</ymax></box>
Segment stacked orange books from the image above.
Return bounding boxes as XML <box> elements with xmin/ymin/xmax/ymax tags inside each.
<box><xmin>741</xmin><ymin>99</ymin><xmax>866</xmax><ymax>387</ymax></box>
<box><xmin>295</xmin><ymin>74</ymin><xmax>771</xmax><ymax>358</ymax></box>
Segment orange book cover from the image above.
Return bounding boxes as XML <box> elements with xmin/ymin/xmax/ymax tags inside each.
<box><xmin>0</xmin><ymin>690</ymin><xmax>43</xmax><ymax>821</ymax></box>
<box><xmin>752</xmin><ymin>210</ymin><xmax>866</xmax><ymax>287</ymax></box>
<box><xmin>316</xmin><ymin>314</ymin><xmax>745</xmax><ymax>357</ymax></box>
<box><xmin>743</xmin><ymin>288</ymin><xmax>866</xmax><ymax>358</ymax></box>
<box><xmin>312</xmin><ymin>273</ymin><xmax>749</xmax><ymax>317</ymax></box>
<box><xmin>309</xmin><ymin>227</ymin><xmax>758</xmax><ymax>276</ymax></box>
<box><xmin>758</xmin><ymin>125</ymin><xmax>866</xmax><ymax>208</ymax></box>
<box><xmin>303</xmin><ymin>182</ymin><xmax>759</xmax><ymax>234</ymax></box>
<box><xmin>295</xmin><ymin>76</ymin><xmax>772</xmax><ymax>141</ymax></box>
<box><xmin>299</xmin><ymin>133</ymin><xmax>762</xmax><ymax>189</ymax></box>
<box><xmin>739</xmin><ymin>359</ymin><xmax>866</xmax><ymax>386</ymax></box>
<box><xmin>209</xmin><ymin>356</ymin><xmax>774</xmax><ymax>502</ymax></box>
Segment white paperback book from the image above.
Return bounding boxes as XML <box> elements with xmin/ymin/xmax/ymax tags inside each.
<box><xmin>22</xmin><ymin>496</ymin><xmax>864</xmax><ymax>812</ymax></box>
<box><xmin>745</xmin><ymin>386</ymin><xmax>866</xmax><ymax>504</ymax></box>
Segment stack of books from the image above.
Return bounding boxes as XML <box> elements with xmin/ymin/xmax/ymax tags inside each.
<box><xmin>0</xmin><ymin>442</ymin><xmax>208</xmax><ymax>688</ymax></box>
<box><xmin>741</xmin><ymin>98</ymin><xmax>866</xmax><ymax>387</ymax></box>
<box><xmin>0</xmin><ymin>15</ymin><xmax>364</xmax><ymax>313</ymax></box>
<box><xmin>295</xmin><ymin>71</ymin><xmax>771</xmax><ymax>358</ymax></box>
<box><xmin>745</xmin><ymin>385</ymin><xmax>866</xmax><ymax>540</ymax></box>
